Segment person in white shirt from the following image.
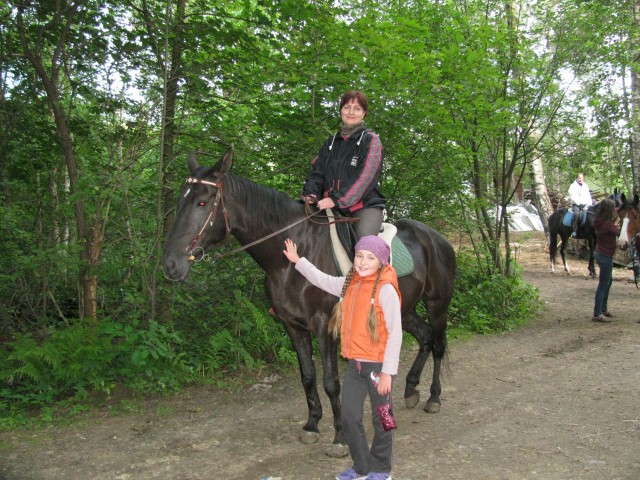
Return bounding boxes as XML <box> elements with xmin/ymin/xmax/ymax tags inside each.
<box><xmin>568</xmin><ymin>172</ymin><xmax>592</xmax><ymax>236</ymax></box>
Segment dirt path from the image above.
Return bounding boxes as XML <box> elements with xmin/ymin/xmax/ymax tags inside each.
<box><xmin>1</xmin><ymin>234</ymin><xmax>640</xmax><ymax>480</ymax></box>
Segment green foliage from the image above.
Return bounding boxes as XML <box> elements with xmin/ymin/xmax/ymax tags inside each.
<box><xmin>449</xmin><ymin>249</ymin><xmax>542</xmax><ymax>335</ymax></box>
<box><xmin>0</xmin><ymin>318</ymin><xmax>193</xmax><ymax>426</ymax></box>
<box><xmin>199</xmin><ymin>290</ymin><xmax>297</xmax><ymax>376</ymax></box>
<box><xmin>0</xmin><ymin>279</ymin><xmax>298</xmax><ymax>426</ymax></box>
<box><xmin>1</xmin><ymin>0</ymin><xmax>632</xmax><ymax>428</ymax></box>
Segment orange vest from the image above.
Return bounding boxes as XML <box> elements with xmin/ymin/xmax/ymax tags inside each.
<box><xmin>340</xmin><ymin>265</ymin><xmax>401</xmax><ymax>362</ymax></box>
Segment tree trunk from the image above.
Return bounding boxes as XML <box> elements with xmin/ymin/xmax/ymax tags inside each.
<box><xmin>633</xmin><ymin>0</ymin><xmax>640</xmax><ymax>196</ymax></box>
<box><xmin>530</xmin><ymin>155</ymin><xmax>554</xmax><ymax>245</ymax></box>
<box><xmin>153</xmin><ymin>0</ymin><xmax>186</xmax><ymax>324</ymax></box>
<box><xmin>17</xmin><ymin>4</ymin><xmax>100</xmax><ymax>321</ymax></box>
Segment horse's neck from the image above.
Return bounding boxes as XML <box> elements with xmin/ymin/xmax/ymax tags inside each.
<box><xmin>224</xmin><ymin>175</ymin><xmax>328</xmax><ymax>270</ymax></box>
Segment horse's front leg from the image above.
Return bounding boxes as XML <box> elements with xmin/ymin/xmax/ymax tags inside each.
<box><xmin>560</xmin><ymin>240</ymin><xmax>571</xmax><ymax>274</ymax></box>
<box><xmin>316</xmin><ymin>330</ymin><xmax>348</xmax><ymax>458</ymax></box>
<box><xmin>588</xmin><ymin>237</ymin><xmax>596</xmax><ymax>277</ymax></box>
<box><xmin>283</xmin><ymin>325</ymin><xmax>323</xmax><ymax>444</ymax></box>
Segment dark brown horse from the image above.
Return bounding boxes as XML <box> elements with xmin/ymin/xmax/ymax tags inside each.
<box><xmin>548</xmin><ymin>205</ymin><xmax>597</xmax><ymax>276</ymax></box>
<box><xmin>162</xmin><ymin>150</ymin><xmax>456</xmax><ymax>455</ymax></box>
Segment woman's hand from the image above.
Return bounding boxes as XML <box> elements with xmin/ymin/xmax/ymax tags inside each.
<box><xmin>283</xmin><ymin>238</ymin><xmax>301</xmax><ymax>264</ymax></box>
<box><xmin>317</xmin><ymin>197</ymin><xmax>336</xmax><ymax>210</ymax></box>
<box><xmin>377</xmin><ymin>373</ymin><xmax>392</xmax><ymax>396</ymax></box>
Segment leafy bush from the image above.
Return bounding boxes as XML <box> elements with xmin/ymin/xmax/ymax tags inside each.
<box><xmin>0</xmin><ymin>318</ymin><xmax>193</xmax><ymax>426</ymax></box>
<box><xmin>198</xmin><ymin>290</ymin><xmax>298</xmax><ymax>375</ymax></box>
<box><xmin>449</xmin><ymin>248</ymin><xmax>542</xmax><ymax>334</ymax></box>
<box><xmin>0</xmin><ymin>284</ymin><xmax>298</xmax><ymax>427</ymax></box>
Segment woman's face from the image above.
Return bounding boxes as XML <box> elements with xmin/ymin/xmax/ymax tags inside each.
<box><xmin>340</xmin><ymin>99</ymin><xmax>366</xmax><ymax>127</ymax></box>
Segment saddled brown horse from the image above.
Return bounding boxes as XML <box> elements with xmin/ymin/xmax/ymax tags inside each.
<box><xmin>162</xmin><ymin>149</ymin><xmax>456</xmax><ymax>455</ymax></box>
<box><xmin>548</xmin><ymin>205</ymin><xmax>597</xmax><ymax>276</ymax></box>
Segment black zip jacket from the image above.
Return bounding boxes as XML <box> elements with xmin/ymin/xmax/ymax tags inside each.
<box><xmin>301</xmin><ymin>126</ymin><xmax>386</xmax><ymax>213</ymax></box>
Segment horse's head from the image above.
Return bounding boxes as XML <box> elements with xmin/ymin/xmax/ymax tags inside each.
<box><xmin>617</xmin><ymin>193</ymin><xmax>640</xmax><ymax>251</ymax></box>
<box><xmin>162</xmin><ymin>149</ymin><xmax>233</xmax><ymax>281</ymax></box>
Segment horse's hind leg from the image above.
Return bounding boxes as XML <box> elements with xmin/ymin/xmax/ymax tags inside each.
<box><xmin>402</xmin><ymin>309</ymin><xmax>431</xmax><ymax>410</ymax></box>
<box><xmin>426</xmin><ymin>308</ymin><xmax>447</xmax><ymax>413</ymax></box>
<box><xmin>560</xmin><ymin>238</ymin><xmax>571</xmax><ymax>274</ymax></box>
<box><xmin>549</xmin><ymin>234</ymin><xmax>557</xmax><ymax>273</ymax></box>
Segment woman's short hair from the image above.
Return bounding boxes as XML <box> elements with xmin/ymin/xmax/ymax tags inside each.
<box><xmin>339</xmin><ymin>90</ymin><xmax>369</xmax><ymax>115</ymax></box>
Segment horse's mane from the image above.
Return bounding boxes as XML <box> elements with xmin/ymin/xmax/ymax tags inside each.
<box><xmin>224</xmin><ymin>173</ymin><xmax>306</xmax><ymax>226</ymax></box>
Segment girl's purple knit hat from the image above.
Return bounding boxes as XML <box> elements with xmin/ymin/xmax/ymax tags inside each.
<box><xmin>354</xmin><ymin>235</ymin><xmax>390</xmax><ymax>265</ymax></box>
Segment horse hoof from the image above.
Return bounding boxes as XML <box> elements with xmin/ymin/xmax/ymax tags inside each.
<box><xmin>325</xmin><ymin>443</ymin><xmax>349</xmax><ymax>458</ymax></box>
<box><xmin>424</xmin><ymin>401</ymin><xmax>441</xmax><ymax>413</ymax></box>
<box><xmin>405</xmin><ymin>392</ymin><xmax>420</xmax><ymax>409</ymax></box>
<box><xmin>299</xmin><ymin>430</ymin><xmax>320</xmax><ymax>445</ymax></box>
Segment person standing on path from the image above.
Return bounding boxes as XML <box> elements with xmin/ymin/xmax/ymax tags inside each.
<box><xmin>592</xmin><ymin>198</ymin><xmax>620</xmax><ymax>322</ymax></box>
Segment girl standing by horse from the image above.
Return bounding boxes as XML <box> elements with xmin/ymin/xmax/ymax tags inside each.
<box><xmin>593</xmin><ymin>198</ymin><xmax>620</xmax><ymax>322</ymax></box>
<box><xmin>283</xmin><ymin>236</ymin><xmax>401</xmax><ymax>480</ymax></box>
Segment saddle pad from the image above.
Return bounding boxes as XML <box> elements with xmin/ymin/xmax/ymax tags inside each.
<box><xmin>327</xmin><ymin>210</ymin><xmax>414</xmax><ymax>277</ymax></box>
<box><xmin>390</xmin><ymin>236</ymin><xmax>414</xmax><ymax>277</ymax></box>
<box><xmin>562</xmin><ymin>211</ymin><xmax>573</xmax><ymax>227</ymax></box>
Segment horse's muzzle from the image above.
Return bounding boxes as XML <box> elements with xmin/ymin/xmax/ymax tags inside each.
<box><xmin>162</xmin><ymin>257</ymin><xmax>191</xmax><ymax>281</ymax></box>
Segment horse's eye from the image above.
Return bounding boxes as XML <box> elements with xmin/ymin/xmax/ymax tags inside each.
<box><xmin>197</xmin><ymin>201</ymin><xmax>206</xmax><ymax>207</ymax></box>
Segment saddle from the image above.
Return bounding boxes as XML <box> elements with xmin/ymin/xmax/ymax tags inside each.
<box><xmin>326</xmin><ymin>209</ymin><xmax>414</xmax><ymax>277</ymax></box>
<box><xmin>562</xmin><ymin>208</ymin><xmax>587</xmax><ymax>229</ymax></box>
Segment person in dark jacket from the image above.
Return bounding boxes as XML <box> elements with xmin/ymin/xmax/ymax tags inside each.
<box><xmin>301</xmin><ymin>90</ymin><xmax>385</xmax><ymax>239</ymax></box>
<box><xmin>592</xmin><ymin>198</ymin><xmax>620</xmax><ymax>322</ymax></box>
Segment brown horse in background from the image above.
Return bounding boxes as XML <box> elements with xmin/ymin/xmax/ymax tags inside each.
<box><xmin>617</xmin><ymin>194</ymin><xmax>640</xmax><ymax>250</ymax></box>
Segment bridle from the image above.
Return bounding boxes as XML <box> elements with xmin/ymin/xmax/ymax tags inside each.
<box><xmin>183</xmin><ymin>175</ymin><xmax>356</xmax><ymax>262</ymax></box>
<box><xmin>184</xmin><ymin>176</ymin><xmax>229</xmax><ymax>258</ymax></box>
<box><xmin>620</xmin><ymin>205</ymin><xmax>640</xmax><ymax>289</ymax></box>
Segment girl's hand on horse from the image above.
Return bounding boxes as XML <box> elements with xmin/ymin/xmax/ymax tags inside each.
<box><xmin>283</xmin><ymin>239</ymin><xmax>300</xmax><ymax>264</ymax></box>
<box><xmin>377</xmin><ymin>373</ymin><xmax>392</xmax><ymax>396</ymax></box>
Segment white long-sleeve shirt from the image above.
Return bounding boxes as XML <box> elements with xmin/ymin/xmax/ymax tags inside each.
<box><xmin>295</xmin><ymin>257</ymin><xmax>402</xmax><ymax>375</ymax></box>
<box><xmin>568</xmin><ymin>180</ymin><xmax>592</xmax><ymax>206</ymax></box>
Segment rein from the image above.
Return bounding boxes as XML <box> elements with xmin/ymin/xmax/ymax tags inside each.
<box><xmin>631</xmin><ymin>231</ymin><xmax>639</xmax><ymax>290</ymax></box>
<box><xmin>620</xmin><ymin>206</ymin><xmax>640</xmax><ymax>290</ymax></box>
<box><xmin>183</xmin><ymin>176</ymin><xmax>353</xmax><ymax>262</ymax></box>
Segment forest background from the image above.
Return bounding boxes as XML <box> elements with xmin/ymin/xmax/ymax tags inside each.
<box><xmin>0</xmin><ymin>0</ymin><xmax>638</xmax><ymax>424</ymax></box>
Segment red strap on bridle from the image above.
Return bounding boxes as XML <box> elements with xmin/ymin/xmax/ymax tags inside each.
<box><xmin>185</xmin><ymin>177</ymin><xmax>230</xmax><ymax>254</ymax></box>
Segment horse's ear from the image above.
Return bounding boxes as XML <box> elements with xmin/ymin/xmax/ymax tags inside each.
<box><xmin>634</xmin><ymin>194</ymin><xmax>639</xmax><ymax>207</ymax></box>
<box><xmin>220</xmin><ymin>148</ymin><xmax>233</xmax><ymax>173</ymax></box>
<box><xmin>209</xmin><ymin>148</ymin><xmax>233</xmax><ymax>178</ymax></box>
<box><xmin>187</xmin><ymin>153</ymin><xmax>199</xmax><ymax>174</ymax></box>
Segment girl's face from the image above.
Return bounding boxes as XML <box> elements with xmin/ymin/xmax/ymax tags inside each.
<box><xmin>354</xmin><ymin>249</ymin><xmax>382</xmax><ymax>277</ymax></box>
<box><xmin>340</xmin><ymin>99</ymin><xmax>366</xmax><ymax>126</ymax></box>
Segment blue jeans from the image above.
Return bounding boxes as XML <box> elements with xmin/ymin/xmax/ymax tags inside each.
<box><xmin>594</xmin><ymin>252</ymin><xmax>613</xmax><ymax>317</ymax></box>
